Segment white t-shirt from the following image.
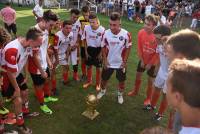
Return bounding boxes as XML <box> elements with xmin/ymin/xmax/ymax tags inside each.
<box><xmin>101</xmin><ymin>29</ymin><xmax>132</xmax><ymax>68</ymax></box>
<box><xmin>35</xmin><ymin>24</ymin><xmax>49</xmax><ymax>70</ymax></box>
<box><xmin>145</xmin><ymin>5</ymin><xmax>153</xmax><ymax>16</ymax></box>
<box><xmin>157</xmin><ymin>15</ymin><xmax>167</xmax><ymax>26</ymax></box>
<box><xmin>2</xmin><ymin>39</ymin><xmax>32</xmax><ymax>77</ymax></box>
<box><xmin>179</xmin><ymin>127</ymin><xmax>200</xmax><ymax>134</ymax></box>
<box><xmin>33</xmin><ymin>4</ymin><xmax>43</xmax><ymax>18</ymax></box>
<box><xmin>156</xmin><ymin>44</ymin><xmax>169</xmax><ymax>80</ymax></box>
<box><xmin>81</xmin><ymin>25</ymin><xmax>105</xmax><ymax>48</ymax></box>
<box><xmin>72</xmin><ymin>20</ymin><xmax>81</xmax><ymax>45</ymax></box>
<box><xmin>56</xmin><ymin>31</ymin><xmax>73</xmax><ymax>61</ymax></box>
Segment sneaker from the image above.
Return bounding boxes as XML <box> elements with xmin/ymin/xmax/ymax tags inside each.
<box><xmin>153</xmin><ymin>113</ymin><xmax>163</xmax><ymax>121</ymax></box>
<box><xmin>40</xmin><ymin>105</ymin><xmax>52</xmax><ymax>115</ymax></box>
<box><xmin>143</xmin><ymin>98</ymin><xmax>151</xmax><ymax>106</ymax></box>
<box><xmin>83</xmin><ymin>81</ymin><xmax>92</xmax><ymax>89</ymax></box>
<box><xmin>4</xmin><ymin>130</ymin><xmax>18</xmax><ymax>134</ymax></box>
<box><xmin>0</xmin><ymin>107</ymin><xmax>9</xmax><ymax>115</ymax></box>
<box><xmin>117</xmin><ymin>91</ymin><xmax>124</xmax><ymax>104</ymax></box>
<box><xmin>52</xmin><ymin>89</ymin><xmax>59</xmax><ymax>96</ymax></box>
<box><xmin>127</xmin><ymin>90</ymin><xmax>138</xmax><ymax>97</ymax></box>
<box><xmin>73</xmin><ymin>73</ymin><xmax>80</xmax><ymax>82</ymax></box>
<box><xmin>44</xmin><ymin>96</ymin><xmax>58</xmax><ymax>103</ymax></box>
<box><xmin>17</xmin><ymin>125</ymin><xmax>32</xmax><ymax>134</ymax></box>
<box><xmin>97</xmin><ymin>89</ymin><xmax>106</xmax><ymax>99</ymax></box>
<box><xmin>5</xmin><ymin>98</ymin><xmax>12</xmax><ymax>103</ymax></box>
<box><xmin>62</xmin><ymin>80</ymin><xmax>69</xmax><ymax>85</ymax></box>
<box><xmin>95</xmin><ymin>84</ymin><xmax>101</xmax><ymax>91</ymax></box>
<box><xmin>142</xmin><ymin>104</ymin><xmax>156</xmax><ymax>111</ymax></box>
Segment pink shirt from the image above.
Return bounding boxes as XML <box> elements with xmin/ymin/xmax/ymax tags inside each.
<box><xmin>0</xmin><ymin>6</ymin><xmax>16</xmax><ymax>25</ymax></box>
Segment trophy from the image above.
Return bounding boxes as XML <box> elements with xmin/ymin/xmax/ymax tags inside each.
<box><xmin>82</xmin><ymin>94</ymin><xmax>99</xmax><ymax>120</ymax></box>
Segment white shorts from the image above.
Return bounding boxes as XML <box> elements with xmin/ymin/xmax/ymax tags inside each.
<box><xmin>190</xmin><ymin>18</ymin><xmax>197</xmax><ymax>28</ymax></box>
<box><xmin>154</xmin><ymin>72</ymin><xmax>167</xmax><ymax>94</ymax></box>
<box><xmin>68</xmin><ymin>49</ymin><xmax>78</xmax><ymax>66</ymax></box>
<box><xmin>59</xmin><ymin>54</ymin><xmax>69</xmax><ymax>65</ymax></box>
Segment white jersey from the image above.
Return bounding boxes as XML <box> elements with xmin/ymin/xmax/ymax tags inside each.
<box><xmin>33</xmin><ymin>4</ymin><xmax>43</xmax><ymax>18</ymax></box>
<box><xmin>35</xmin><ymin>24</ymin><xmax>49</xmax><ymax>70</ymax></box>
<box><xmin>72</xmin><ymin>20</ymin><xmax>81</xmax><ymax>45</ymax></box>
<box><xmin>81</xmin><ymin>25</ymin><xmax>105</xmax><ymax>48</ymax></box>
<box><xmin>56</xmin><ymin>31</ymin><xmax>73</xmax><ymax>61</ymax></box>
<box><xmin>156</xmin><ymin>44</ymin><xmax>169</xmax><ymax>80</ymax></box>
<box><xmin>2</xmin><ymin>39</ymin><xmax>32</xmax><ymax>77</ymax></box>
<box><xmin>101</xmin><ymin>29</ymin><xmax>132</xmax><ymax>68</ymax></box>
<box><xmin>179</xmin><ymin>127</ymin><xmax>200</xmax><ymax>134</ymax></box>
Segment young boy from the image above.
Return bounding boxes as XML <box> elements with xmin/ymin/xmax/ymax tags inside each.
<box><xmin>143</xmin><ymin>25</ymin><xmax>171</xmax><ymax>121</ymax></box>
<box><xmin>78</xmin><ymin>6</ymin><xmax>90</xmax><ymax>81</ymax></box>
<box><xmin>28</xmin><ymin>10</ymin><xmax>58</xmax><ymax>115</ymax></box>
<box><xmin>55</xmin><ymin>20</ymin><xmax>73</xmax><ymax>85</ymax></box>
<box><xmin>167</xmin><ymin>59</ymin><xmax>200</xmax><ymax>134</ymax></box>
<box><xmin>82</xmin><ymin>13</ymin><xmax>105</xmax><ymax>91</ymax></box>
<box><xmin>128</xmin><ymin>14</ymin><xmax>158</xmax><ymax>106</ymax></box>
<box><xmin>97</xmin><ymin>12</ymin><xmax>132</xmax><ymax>104</ymax></box>
<box><xmin>70</xmin><ymin>9</ymin><xmax>81</xmax><ymax>81</ymax></box>
<box><xmin>1</xmin><ymin>27</ymin><xmax>43</xmax><ymax>134</ymax></box>
<box><xmin>165</xmin><ymin>29</ymin><xmax>200</xmax><ymax>133</ymax></box>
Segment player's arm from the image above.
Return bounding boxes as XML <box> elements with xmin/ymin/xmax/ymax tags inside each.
<box><xmin>22</xmin><ymin>62</ymin><xmax>29</xmax><ymax>85</ymax></box>
<box><xmin>53</xmin><ymin>35</ymin><xmax>60</xmax><ymax>68</ymax></box>
<box><xmin>101</xmin><ymin>34</ymin><xmax>109</xmax><ymax>69</ymax></box>
<box><xmin>46</xmin><ymin>50</ymin><xmax>53</xmax><ymax>70</ymax></box>
<box><xmin>121</xmin><ymin>32</ymin><xmax>132</xmax><ymax>68</ymax></box>
<box><xmin>32</xmin><ymin>48</ymin><xmax>47</xmax><ymax>78</ymax></box>
<box><xmin>137</xmin><ymin>31</ymin><xmax>144</xmax><ymax>61</ymax></box>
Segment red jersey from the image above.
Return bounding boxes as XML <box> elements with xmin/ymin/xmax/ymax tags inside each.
<box><xmin>137</xmin><ymin>29</ymin><xmax>158</xmax><ymax>65</ymax></box>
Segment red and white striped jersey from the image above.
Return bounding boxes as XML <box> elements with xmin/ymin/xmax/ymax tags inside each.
<box><xmin>101</xmin><ymin>29</ymin><xmax>132</xmax><ymax>68</ymax></box>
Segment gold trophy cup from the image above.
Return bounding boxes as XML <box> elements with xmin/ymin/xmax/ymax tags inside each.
<box><xmin>82</xmin><ymin>94</ymin><xmax>99</xmax><ymax>120</ymax></box>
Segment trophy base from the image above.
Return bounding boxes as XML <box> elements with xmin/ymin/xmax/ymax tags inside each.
<box><xmin>82</xmin><ymin>110</ymin><xmax>99</xmax><ymax>120</ymax></box>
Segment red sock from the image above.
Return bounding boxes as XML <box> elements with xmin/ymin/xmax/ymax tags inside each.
<box><xmin>35</xmin><ymin>89</ymin><xmax>44</xmax><ymax>104</ymax></box>
<box><xmin>63</xmin><ymin>72</ymin><xmax>68</xmax><ymax>82</ymax></box>
<box><xmin>118</xmin><ymin>82</ymin><xmax>125</xmax><ymax>92</ymax></box>
<box><xmin>81</xmin><ymin>62</ymin><xmax>86</xmax><ymax>76</ymax></box>
<box><xmin>96</xmin><ymin>68</ymin><xmax>100</xmax><ymax>85</ymax></box>
<box><xmin>158</xmin><ymin>97</ymin><xmax>168</xmax><ymax>115</ymax></box>
<box><xmin>43</xmin><ymin>82</ymin><xmax>51</xmax><ymax>97</ymax></box>
<box><xmin>151</xmin><ymin>89</ymin><xmax>161</xmax><ymax>107</ymax></box>
<box><xmin>133</xmin><ymin>79</ymin><xmax>141</xmax><ymax>93</ymax></box>
<box><xmin>51</xmin><ymin>79</ymin><xmax>56</xmax><ymax>91</ymax></box>
<box><xmin>146</xmin><ymin>80</ymin><xmax>153</xmax><ymax>100</ymax></box>
<box><xmin>87</xmin><ymin>67</ymin><xmax>92</xmax><ymax>82</ymax></box>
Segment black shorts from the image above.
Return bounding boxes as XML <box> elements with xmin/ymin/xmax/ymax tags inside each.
<box><xmin>4</xmin><ymin>23</ymin><xmax>17</xmax><ymax>34</ymax></box>
<box><xmin>2</xmin><ymin>73</ymin><xmax>28</xmax><ymax>98</ymax></box>
<box><xmin>136</xmin><ymin>60</ymin><xmax>156</xmax><ymax>78</ymax></box>
<box><xmin>80</xmin><ymin>47</ymin><xmax>86</xmax><ymax>59</ymax></box>
<box><xmin>30</xmin><ymin>68</ymin><xmax>50</xmax><ymax>86</ymax></box>
<box><xmin>86</xmin><ymin>47</ymin><xmax>102</xmax><ymax>67</ymax></box>
<box><xmin>101</xmin><ymin>68</ymin><xmax>126</xmax><ymax>82</ymax></box>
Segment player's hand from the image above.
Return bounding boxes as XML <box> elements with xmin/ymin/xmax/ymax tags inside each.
<box><xmin>53</xmin><ymin>60</ymin><xmax>59</xmax><ymax>69</ymax></box>
<box><xmin>0</xmin><ymin>77</ymin><xmax>3</xmax><ymax>91</ymax></box>
<box><xmin>21</xmin><ymin>77</ymin><xmax>28</xmax><ymax>86</ymax></box>
<box><xmin>49</xmin><ymin>62</ymin><xmax>53</xmax><ymax>70</ymax></box>
<box><xmin>103</xmin><ymin>59</ymin><xmax>109</xmax><ymax>69</ymax></box>
<box><xmin>120</xmin><ymin>61</ymin><xmax>127</xmax><ymax>69</ymax></box>
<box><xmin>77</xmin><ymin>57</ymin><xmax>80</xmax><ymax>64</ymax></box>
<box><xmin>145</xmin><ymin>64</ymin><xmax>152</xmax><ymax>70</ymax></box>
<box><xmin>140</xmin><ymin>60</ymin><xmax>145</xmax><ymax>68</ymax></box>
<box><xmin>13</xmin><ymin>88</ymin><xmax>20</xmax><ymax>98</ymax></box>
<box><xmin>71</xmin><ymin>46</ymin><xmax>77</xmax><ymax>51</ymax></box>
<box><xmin>41</xmin><ymin>71</ymin><xmax>48</xmax><ymax>79</ymax></box>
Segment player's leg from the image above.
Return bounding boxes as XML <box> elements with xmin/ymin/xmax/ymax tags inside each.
<box><xmin>95</xmin><ymin>67</ymin><xmax>101</xmax><ymax>91</ymax></box>
<box><xmin>80</xmin><ymin>47</ymin><xmax>87</xmax><ymax>80</ymax></box>
<box><xmin>62</xmin><ymin>65</ymin><xmax>69</xmax><ymax>85</ymax></box>
<box><xmin>97</xmin><ymin>68</ymin><xmax>114</xmax><ymax>99</ymax></box>
<box><xmin>71</xmin><ymin>49</ymin><xmax>80</xmax><ymax>81</ymax></box>
<box><xmin>128</xmin><ymin>60</ymin><xmax>145</xmax><ymax>96</ymax></box>
<box><xmin>116</xmin><ymin>68</ymin><xmax>126</xmax><ymax>104</ymax></box>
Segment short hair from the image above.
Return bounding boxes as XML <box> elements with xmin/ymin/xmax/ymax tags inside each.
<box><xmin>169</xmin><ymin>59</ymin><xmax>200</xmax><ymax>108</ymax></box>
<box><xmin>43</xmin><ymin>10</ymin><xmax>58</xmax><ymax>22</ymax></box>
<box><xmin>140</xmin><ymin>126</ymin><xmax>174</xmax><ymax>134</ymax></box>
<box><xmin>5</xmin><ymin>2</ymin><xmax>10</xmax><ymax>6</ymax></box>
<box><xmin>26</xmin><ymin>27</ymin><xmax>43</xmax><ymax>41</ymax></box>
<box><xmin>70</xmin><ymin>9</ymin><xmax>80</xmax><ymax>15</ymax></box>
<box><xmin>145</xmin><ymin>14</ymin><xmax>158</xmax><ymax>26</ymax></box>
<box><xmin>89</xmin><ymin>12</ymin><xmax>97</xmax><ymax>19</ymax></box>
<box><xmin>153</xmin><ymin>25</ymin><xmax>171</xmax><ymax>36</ymax></box>
<box><xmin>0</xmin><ymin>27</ymin><xmax>11</xmax><ymax>46</ymax></box>
<box><xmin>166</xmin><ymin>29</ymin><xmax>200</xmax><ymax>59</ymax></box>
<box><xmin>110</xmin><ymin>12</ymin><xmax>121</xmax><ymax>21</ymax></box>
<box><xmin>62</xmin><ymin>20</ymin><xmax>72</xmax><ymax>27</ymax></box>
<box><xmin>81</xmin><ymin>6</ymin><xmax>90</xmax><ymax>13</ymax></box>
